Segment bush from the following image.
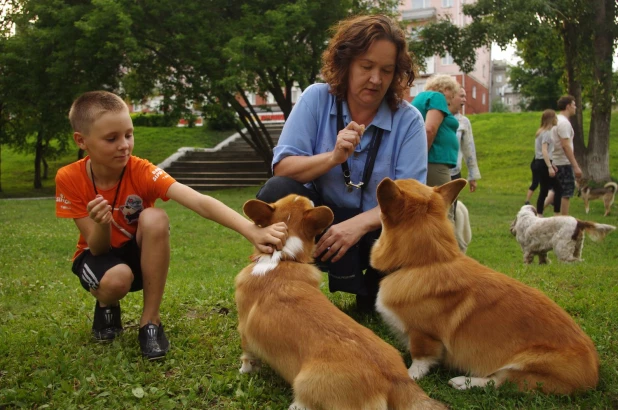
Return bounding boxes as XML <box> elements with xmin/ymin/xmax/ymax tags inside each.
<box><xmin>130</xmin><ymin>113</ymin><xmax>179</xmax><ymax>127</ymax></box>
<box><xmin>203</xmin><ymin>104</ymin><xmax>239</xmax><ymax>131</ymax></box>
<box><xmin>490</xmin><ymin>99</ymin><xmax>511</xmax><ymax>113</ymax></box>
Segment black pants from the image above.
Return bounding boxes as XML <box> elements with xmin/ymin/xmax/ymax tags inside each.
<box><xmin>531</xmin><ymin>159</ymin><xmax>555</xmax><ymax>214</ymax></box>
<box><xmin>256</xmin><ymin>176</ymin><xmax>381</xmax><ymax>299</ymax></box>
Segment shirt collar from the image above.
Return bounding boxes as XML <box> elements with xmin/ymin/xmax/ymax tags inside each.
<box><xmin>330</xmin><ymin>98</ymin><xmax>393</xmax><ymax>132</ymax></box>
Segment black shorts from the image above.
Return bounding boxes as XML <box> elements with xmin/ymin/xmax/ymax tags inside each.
<box><xmin>71</xmin><ymin>238</ymin><xmax>143</xmax><ymax>293</ymax></box>
<box><xmin>555</xmin><ymin>165</ymin><xmax>575</xmax><ymax>198</ymax></box>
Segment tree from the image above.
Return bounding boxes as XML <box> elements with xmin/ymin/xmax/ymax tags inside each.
<box><xmin>507</xmin><ymin>28</ymin><xmax>564</xmax><ymax>111</ymax></box>
<box><xmin>123</xmin><ymin>0</ymin><xmax>399</xmax><ymax>169</ymax></box>
<box><xmin>0</xmin><ymin>0</ymin><xmax>135</xmax><ymax>188</ymax></box>
<box><xmin>410</xmin><ymin>0</ymin><xmax>616</xmax><ymax>182</ymax></box>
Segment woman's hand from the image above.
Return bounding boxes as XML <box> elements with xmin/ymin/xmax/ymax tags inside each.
<box><xmin>549</xmin><ymin>166</ymin><xmax>556</xmax><ymax>178</ymax></box>
<box><xmin>248</xmin><ymin>222</ymin><xmax>288</xmax><ymax>254</ymax></box>
<box><xmin>87</xmin><ymin>195</ymin><xmax>113</xmax><ymax>225</ymax></box>
<box><xmin>331</xmin><ymin>121</ymin><xmax>364</xmax><ymax>164</ymax></box>
<box><xmin>314</xmin><ymin>218</ymin><xmax>365</xmax><ymax>263</ymax></box>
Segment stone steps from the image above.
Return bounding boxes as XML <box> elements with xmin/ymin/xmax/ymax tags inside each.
<box><xmin>162</xmin><ymin>122</ymin><xmax>283</xmax><ymax>191</ymax></box>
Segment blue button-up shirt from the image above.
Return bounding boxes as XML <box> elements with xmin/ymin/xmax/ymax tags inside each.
<box><xmin>272</xmin><ymin>83</ymin><xmax>427</xmax><ymax>211</ymax></box>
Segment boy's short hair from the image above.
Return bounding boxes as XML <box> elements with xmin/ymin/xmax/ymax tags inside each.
<box><xmin>556</xmin><ymin>95</ymin><xmax>575</xmax><ymax>111</ymax></box>
<box><xmin>69</xmin><ymin>91</ymin><xmax>128</xmax><ymax>134</ymax></box>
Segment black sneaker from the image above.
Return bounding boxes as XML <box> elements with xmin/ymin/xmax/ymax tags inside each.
<box><xmin>92</xmin><ymin>301</ymin><xmax>123</xmax><ymax>342</ymax></box>
<box><xmin>138</xmin><ymin>322</ymin><xmax>169</xmax><ymax>360</ymax></box>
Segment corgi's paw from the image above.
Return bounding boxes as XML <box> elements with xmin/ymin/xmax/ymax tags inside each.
<box><xmin>289</xmin><ymin>401</ymin><xmax>310</xmax><ymax>410</ymax></box>
<box><xmin>448</xmin><ymin>376</ymin><xmax>493</xmax><ymax>390</ymax></box>
<box><xmin>408</xmin><ymin>358</ymin><xmax>435</xmax><ymax>380</ymax></box>
<box><xmin>239</xmin><ymin>357</ymin><xmax>261</xmax><ymax>374</ymax></box>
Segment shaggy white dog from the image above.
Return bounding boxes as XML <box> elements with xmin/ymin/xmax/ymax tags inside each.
<box><xmin>510</xmin><ymin>205</ymin><xmax>615</xmax><ymax>264</ymax></box>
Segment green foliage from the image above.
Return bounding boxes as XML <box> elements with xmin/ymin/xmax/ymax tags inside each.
<box><xmin>1</xmin><ymin>112</ymin><xmax>618</xmax><ymax>407</ymax></box>
<box><xmin>130</xmin><ymin>113</ymin><xmax>179</xmax><ymax>128</ymax></box>
<box><xmin>203</xmin><ymin>104</ymin><xmax>240</xmax><ymax>131</ymax></box>
<box><xmin>0</xmin><ymin>0</ymin><xmax>136</xmax><ymax>188</ymax></box>
<box><xmin>490</xmin><ymin>99</ymin><xmax>510</xmax><ymax>113</ymax></box>
<box><xmin>507</xmin><ymin>29</ymin><xmax>564</xmax><ymax>111</ymax></box>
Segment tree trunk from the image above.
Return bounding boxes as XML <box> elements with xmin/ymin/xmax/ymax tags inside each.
<box><xmin>42</xmin><ymin>156</ymin><xmax>49</xmax><ymax>180</ymax></box>
<box><xmin>585</xmin><ymin>0</ymin><xmax>614</xmax><ymax>182</ymax></box>
<box><xmin>34</xmin><ymin>131</ymin><xmax>43</xmax><ymax>189</ymax></box>
<box><xmin>562</xmin><ymin>22</ymin><xmax>585</xmax><ymax>168</ymax></box>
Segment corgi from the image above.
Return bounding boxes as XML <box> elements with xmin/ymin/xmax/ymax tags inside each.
<box><xmin>578</xmin><ymin>180</ymin><xmax>617</xmax><ymax>217</ymax></box>
<box><xmin>370</xmin><ymin>178</ymin><xmax>599</xmax><ymax>395</ymax></box>
<box><xmin>235</xmin><ymin>194</ymin><xmax>446</xmax><ymax>410</ymax></box>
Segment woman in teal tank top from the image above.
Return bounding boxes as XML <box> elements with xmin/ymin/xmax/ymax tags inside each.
<box><xmin>411</xmin><ymin>74</ymin><xmax>461</xmax><ymax>187</ymax></box>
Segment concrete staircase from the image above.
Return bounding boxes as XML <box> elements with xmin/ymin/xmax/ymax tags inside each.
<box><xmin>161</xmin><ymin>122</ymin><xmax>283</xmax><ymax>191</ymax></box>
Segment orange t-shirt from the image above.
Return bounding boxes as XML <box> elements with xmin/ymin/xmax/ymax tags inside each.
<box><xmin>56</xmin><ymin>156</ymin><xmax>177</xmax><ymax>260</ymax></box>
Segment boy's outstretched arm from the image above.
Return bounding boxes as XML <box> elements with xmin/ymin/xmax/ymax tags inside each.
<box><xmin>166</xmin><ymin>182</ymin><xmax>287</xmax><ymax>254</ymax></box>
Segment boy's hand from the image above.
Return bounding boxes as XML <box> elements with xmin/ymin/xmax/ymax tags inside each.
<box><xmin>250</xmin><ymin>222</ymin><xmax>288</xmax><ymax>254</ymax></box>
<box><xmin>87</xmin><ymin>195</ymin><xmax>113</xmax><ymax>225</ymax></box>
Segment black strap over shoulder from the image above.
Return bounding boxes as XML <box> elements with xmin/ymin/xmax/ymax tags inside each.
<box><xmin>336</xmin><ymin>100</ymin><xmax>384</xmax><ymax>207</ymax></box>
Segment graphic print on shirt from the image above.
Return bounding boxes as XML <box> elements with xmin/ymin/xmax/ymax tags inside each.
<box><xmin>120</xmin><ymin>195</ymin><xmax>144</xmax><ymax>224</ymax></box>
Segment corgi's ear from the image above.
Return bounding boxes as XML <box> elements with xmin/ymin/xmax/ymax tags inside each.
<box><xmin>303</xmin><ymin>206</ymin><xmax>334</xmax><ymax>238</ymax></box>
<box><xmin>434</xmin><ymin>178</ymin><xmax>467</xmax><ymax>207</ymax></box>
<box><xmin>376</xmin><ymin>178</ymin><xmax>402</xmax><ymax>214</ymax></box>
<box><xmin>243</xmin><ymin>199</ymin><xmax>275</xmax><ymax>227</ymax></box>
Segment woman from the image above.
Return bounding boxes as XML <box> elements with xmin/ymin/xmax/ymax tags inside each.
<box><xmin>411</xmin><ymin>74</ymin><xmax>460</xmax><ymax>187</ymax></box>
<box><xmin>530</xmin><ymin>109</ymin><xmax>557</xmax><ymax>215</ymax></box>
<box><xmin>256</xmin><ymin>14</ymin><xmax>427</xmax><ymax>311</ymax></box>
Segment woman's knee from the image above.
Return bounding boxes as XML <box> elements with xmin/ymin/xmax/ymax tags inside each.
<box><xmin>256</xmin><ymin>176</ymin><xmax>319</xmax><ymax>204</ymax></box>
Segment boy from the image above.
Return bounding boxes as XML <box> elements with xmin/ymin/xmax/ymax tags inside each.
<box><xmin>55</xmin><ymin>91</ymin><xmax>287</xmax><ymax>360</ymax></box>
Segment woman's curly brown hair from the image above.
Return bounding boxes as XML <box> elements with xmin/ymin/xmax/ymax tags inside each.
<box><xmin>321</xmin><ymin>14</ymin><xmax>417</xmax><ymax>112</ymax></box>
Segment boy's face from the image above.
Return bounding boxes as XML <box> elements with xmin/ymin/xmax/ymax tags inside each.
<box><xmin>74</xmin><ymin>108</ymin><xmax>134</xmax><ymax>170</ymax></box>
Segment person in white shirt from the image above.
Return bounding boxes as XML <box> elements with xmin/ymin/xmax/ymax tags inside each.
<box><xmin>551</xmin><ymin>95</ymin><xmax>582</xmax><ymax>216</ymax></box>
<box><xmin>450</xmin><ymin>88</ymin><xmax>480</xmax><ymax>192</ymax></box>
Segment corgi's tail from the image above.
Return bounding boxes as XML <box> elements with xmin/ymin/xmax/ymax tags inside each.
<box><xmin>387</xmin><ymin>379</ymin><xmax>448</xmax><ymax>410</ymax></box>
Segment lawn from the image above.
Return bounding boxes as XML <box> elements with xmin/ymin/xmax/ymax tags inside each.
<box><xmin>1</xmin><ymin>113</ymin><xmax>618</xmax><ymax>409</ymax></box>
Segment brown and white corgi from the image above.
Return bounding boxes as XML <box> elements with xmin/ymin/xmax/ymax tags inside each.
<box><xmin>370</xmin><ymin>178</ymin><xmax>599</xmax><ymax>395</ymax></box>
<box><xmin>236</xmin><ymin>194</ymin><xmax>447</xmax><ymax>410</ymax></box>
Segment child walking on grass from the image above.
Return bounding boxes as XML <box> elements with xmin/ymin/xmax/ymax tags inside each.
<box><xmin>55</xmin><ymin>91</ymin><xmax>287</xmax><ymax>360</ymax></box>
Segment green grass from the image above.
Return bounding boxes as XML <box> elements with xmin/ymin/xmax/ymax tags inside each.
<box><xmin>0</xmin><ymin>126</ymin><xmax>232</xmax><ymax>198</ymax></box>
<box><xmin>1</xmin><ymin>113</ymin><xmax>618</xmax><ymax>409</ymax></box>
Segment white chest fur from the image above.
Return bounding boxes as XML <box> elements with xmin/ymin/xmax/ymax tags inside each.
<box><xmin>251</xmin><ymin>236</ymin><xmax>304</xmax><ymax>276</ymax></box>
<box><xmin>375</xmin><ymin>290</ymin><xmax>409</xmax><ymax>348</ymax></box>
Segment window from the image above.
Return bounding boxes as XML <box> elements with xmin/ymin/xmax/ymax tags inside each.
<box><xmin>422</xmin><ymin>56</ymin><xmax>435</xmax><ymax>75</ymax></box>
<box><xmin>472</xmin><ymin>86</ymin><xmax>477</xmax><ymax>99</ymax></box>
<box><xmin>410</xmin><ymin>82</ymin><xmax>425</xmax><ymax>97</ymax></box>
<box><xmin>496</xmin><ymin>74</ymin><xmax>503</xmax><ymax>83</ymax></box>
<box><xmin>411</xmin><ymin>0</ymin><xmax>429</xmax><ymax>9</ymax></box>
<box><xmin>482</xmin><ymin>93</ymin><xmax>486</xmax><ymax>105</ymax></box>
<box><xmin>267</xmin><ymin>93</ymin><xmax>276</xmax><ymax>105</ymax></box>
<box><xmin>441</xmin><ymin>53</ymin><xmax>454</xmax><ymax>66</ymax></box>
<box><xmin>482</xmin><ymin>64</ymin><xmax>486</xmax><ymax>78</ymax></box>
<box><xmin>442</xmin><ymin>0</ymin><xmax>453</xmax><ymax>7</ymax></box>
